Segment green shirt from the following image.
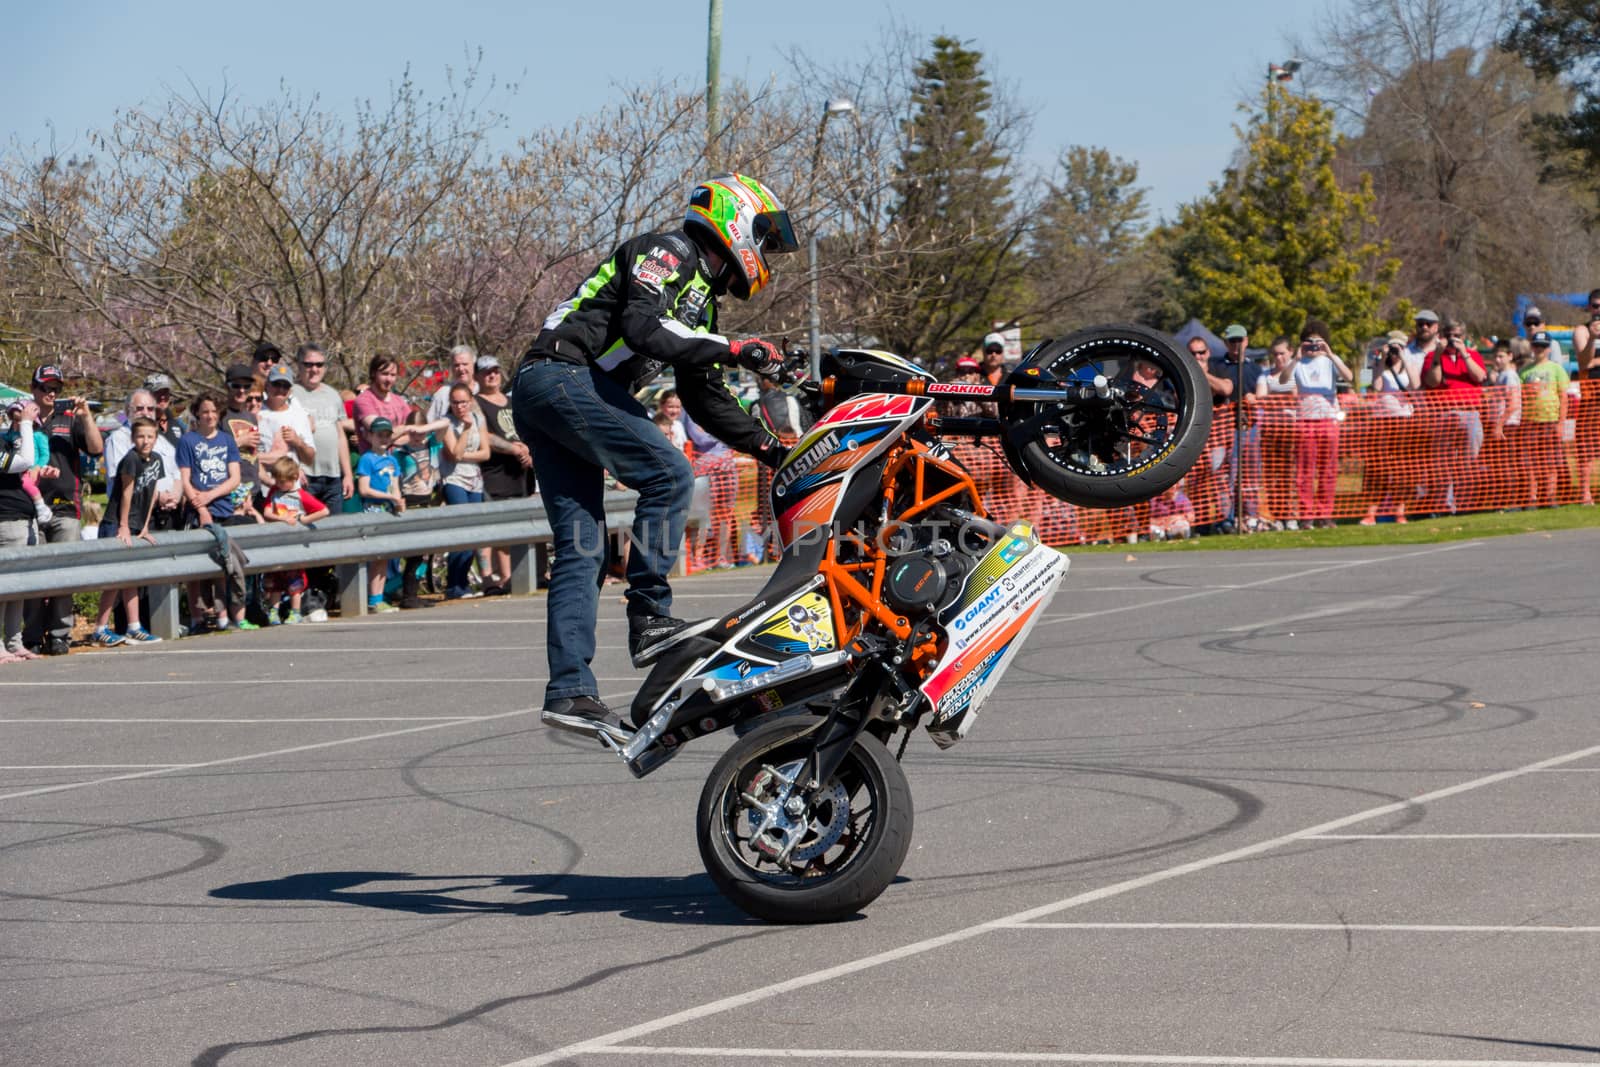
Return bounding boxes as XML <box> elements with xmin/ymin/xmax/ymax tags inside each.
<box><xmin>1520</xmin><ymin>360</ymin><xmax>1569</xmax><ymax>423</ymax></box>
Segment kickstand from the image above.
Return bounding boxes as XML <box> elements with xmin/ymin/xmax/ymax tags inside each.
<box><xmin>895</xmin><ymin>728</ymin><xmax>911</xmax><ymax>762</ymax></box>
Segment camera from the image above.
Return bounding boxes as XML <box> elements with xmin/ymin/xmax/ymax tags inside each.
<box><xmin>53</xmin><ymin>398</ymin><xmax>72</xmax><ymax>415</ymax></box>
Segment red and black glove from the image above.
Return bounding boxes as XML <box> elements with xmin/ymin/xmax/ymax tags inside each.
<box><xmin>728</xmin><ymin>337</ymin><xmax>783</xmax><ymax>375</ymax></box>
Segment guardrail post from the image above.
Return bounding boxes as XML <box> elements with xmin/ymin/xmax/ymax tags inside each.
<box><xmin>508</xmin><ymin>543</ymin><xmax>534</xmax><ymax>596</ymax></box>
<box><xmin>336</xmin><ymin>562</ymin><xmax>367</xmax><ymax>616</ymax></box>
<box><xmin>147</xmin><ymin>584</ymin><xmax>182</xmax><ymax>640</ymax></box>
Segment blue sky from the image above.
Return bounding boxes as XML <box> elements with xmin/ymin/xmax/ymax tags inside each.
<box><xmin>7</xmin><ymin>0</ymin><xmax>1329</xmax><ymax>222</ymax></box>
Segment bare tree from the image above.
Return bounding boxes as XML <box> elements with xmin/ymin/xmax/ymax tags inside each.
<box><xmin>1296</xmin><ymin>0</ymin><xmax>1597</xmax><ymax>328</ymax></box>
<box><xmin>0</xmin><ymin>63</ymin><xmax>502</xmax><ymax>391</ymax></box>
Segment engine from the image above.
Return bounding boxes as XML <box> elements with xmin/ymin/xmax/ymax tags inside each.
<box><xmin>881</xmin><ymin>524</ymin><xmax>979</xmax><ymax>619</ymax></box>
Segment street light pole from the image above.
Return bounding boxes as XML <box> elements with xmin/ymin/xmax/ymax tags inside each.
<box><xmin>706</xmin><ymin>0</ymin><xmax>723</xmax><ymax>170</ymax></box>
<box><xmin>807</xmin><ymin>97</ymin><xmax>854</xmax><ymax>380</ymax></box>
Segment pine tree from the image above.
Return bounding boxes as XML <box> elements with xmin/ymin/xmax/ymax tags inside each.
<box><xmin>873</xmin><ymin>36</ymin><xmax>1023</xmax><ymax>358</ymax></box>
<box><xmin>1170</xmin><ymin>84</ymin><xmax>1401</xmax><ymax>360</ymax></box>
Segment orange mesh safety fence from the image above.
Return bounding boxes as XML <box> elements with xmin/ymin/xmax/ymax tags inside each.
<box><xmin>674</xmin><ymin>380</ymin><xmax>1600</xmax><ymax>567</ymax></box>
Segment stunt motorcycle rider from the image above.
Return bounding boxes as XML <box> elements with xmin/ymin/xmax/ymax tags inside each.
<box><xmin>512</xmin><ymin>174</ymin><xmax>799</xmax><ymax>741</ymax></box>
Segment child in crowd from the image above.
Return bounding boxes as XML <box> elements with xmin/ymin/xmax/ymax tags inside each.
<box><xmin>260</xmin><ymin>456</ymin><xmax>329</xmax><ymax>623</ymax></box>
<box><xmin>92</xmin><ymin>417</ymin><xmax>165</xmax><ymax>646</ymax></box>
<box><xmin>396</xmin><ymin>408</ymin><xmax>448</xmax><ymax>608</ymax></box>
<box><xmin>1148</xmin><ymin>482</ymin><xmax>1196</xmax><ymax>542</ymax></box>
<box><xmin>177</xmin><ymin>394</ymin><xmax>254</xmax><ymax>633</ymax></box>
<box><xmin>356</xmin><ymin>417</ymin><xmax>404</xmax><ymax>613</ymax></box>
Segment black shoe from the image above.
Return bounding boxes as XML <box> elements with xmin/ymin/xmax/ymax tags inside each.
<box><xmin>627</xmin><ymin>613</ymin><xmax>701</xmax><ymax>668</ymax></box>
<box><xmin>399</xmin><ymin>596</ymin><xmax>428</xmax><ymax>610</ymax></box>
<box><xmin>541</xmin><ymin>696</ymin><xmax>630</xmax><ymax>744</ymax></box>
<box><xmin>43</xmin><ymin>637</ymin><xmax>71</xmax><ymax>656</ymax></box>
<box><xmin>481</xmin><ymin>584</ymin><xmax>510</xmax><ymax>597</ymax></box>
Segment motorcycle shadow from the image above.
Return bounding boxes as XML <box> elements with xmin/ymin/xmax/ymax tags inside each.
<box><xmin>209</xmin><ymin>869</ymin><xmax>777</xmax><ymax>926</ymax></box>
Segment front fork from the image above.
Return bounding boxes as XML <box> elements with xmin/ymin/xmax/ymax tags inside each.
<box><xmin>743</xmin><ymin>656</ymin><xmax>907</xmax><ymax>869</ymax></box>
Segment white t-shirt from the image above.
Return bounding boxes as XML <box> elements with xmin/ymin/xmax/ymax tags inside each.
<box><xmin>256</xmin><ymin>399</ymin><xmax>315</xmax><ymax>469</ymax></box>
<box><xmin>1292</xmin><ymin>356</ymin><xmax>1341</xmax><ymax>419</ymax></box>
<box><xmin>428</xmin><ymin>380</ymin><xmax>478</xmax><ymax>422</ymax></box>
<box><xmin>291</xmin><ymin>383</ymin><xmax>346</xmax><ymax>479</ymax></box>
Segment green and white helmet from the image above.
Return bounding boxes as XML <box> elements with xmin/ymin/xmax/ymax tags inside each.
<box><xmin>684</xmin><ymin>174</ymin><xmax>799</xmax><ymax>299</ymax></box>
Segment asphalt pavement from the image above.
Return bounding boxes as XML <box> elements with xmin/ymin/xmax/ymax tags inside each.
<box><xmin>3</xmin><ymin>530</ymin><xmax>1599</xmax><ymax>1067</ymax></box>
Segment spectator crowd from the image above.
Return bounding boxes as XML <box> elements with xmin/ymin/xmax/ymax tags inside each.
<box><xmin>4</xmin><ymin>292</ymin><xmax>1600</xmax><ymax>657</ymax></box>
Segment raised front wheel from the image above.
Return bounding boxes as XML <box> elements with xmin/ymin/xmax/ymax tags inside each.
<box><xmin>1002</xmin><ymin>323</ymin><xmax>1212</xmax><ymax>508</ymax></box>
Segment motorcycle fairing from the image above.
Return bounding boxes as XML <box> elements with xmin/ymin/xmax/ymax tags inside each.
<box><xmin>619</xmin><ymin>576</ymin><xmax>853</xmax><ymax>776</ymax></box>
<box><xmin>919</xmin><ymin>522</ymin><xmax>1069</xmax><ymax>748</ymax></box>
<box><xmin>773</xmin><ymin>393</ymin><xmax>934</xmax><ymax>546</ymax></box>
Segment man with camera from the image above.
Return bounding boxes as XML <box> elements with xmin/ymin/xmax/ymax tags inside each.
<box><xmin>1420</xmin><ymin>319</ymin><xmax>1486</xmax><ymax>514</ymax></box>
<box><xmin>1575</xmin><ymin>289</ymin><xmax>1600</xmax><ymax>376</ymax></box>
<box><xmin>26</xmin><ymin>364</ymin><xmax>104</xmax><ymax>655</ymax></box>
<box><xmin>1291</xmin><ymin>322</ymin><xmax>1353</xmax><ymax>528</ymax></box>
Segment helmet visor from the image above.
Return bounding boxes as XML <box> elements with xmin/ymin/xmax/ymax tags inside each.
<box><xmin>754</xmin><ymin>210</ymin><xmax>799</xmax><ymax>254</ymax></box>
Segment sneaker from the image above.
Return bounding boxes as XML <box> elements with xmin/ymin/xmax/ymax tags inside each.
<box><xmin>627</xmin><ymin>613</ymin><xmax>703</xmax><ymax>668</ymax></box>
<box><xmin>445</xmin><ymin>589</ymin><xmax>483</xmax><ymax>600</ymax></box>
<box><xmin>305</xmin><ymin>608</ymin><xmax>329</xmax><ymax>623</ymax></box>
<box><xmin>91</xmin><ymin>628</ymin><xmax>126</xmax><ymax>648</ymax></box>
<box><xmin>266</xmin><ymin>613</ymin><xmax>283</xmax><ymax>626</ymax></box>
<box><xmin>44</xmin><ymin>636</ymin><xmax>72</xmax><ymax>656</ymax></box>
<box><xmin>284</xmin><ymin>610</ymin><xmax>304</xmax><ymax>624</ymax></box>
<box><xmin>370</xmin><ymin>601</ymin><xmax>400</xmax><ymax>614</ymax></box>
<box><xmin>541</xmin><ymin>696</ymin><xmax>630</xmax><ymax>744</ymax></box>
<box><xmin>481</xmin><ymin>584</ymin><xmax>510</xmax><ymax>597</ymax></box>
<box><xmin>234</xmin><ymin>619</ymin><xmax>261</xmax><ymax>631</ymax></box>
<box><xmin>124</xmin><ymin>627</ymin><xmax>163</xmax><ymax>644</ymax></box>
<box><xmin>1284</xmin><ymin>520</ymin><xmax>1300</xmax><ymax>531</ymax></box>
<box><xmin>398</xmin><ymin>596</ymin><xmax>427</xmax><ymax>610</ymax></box>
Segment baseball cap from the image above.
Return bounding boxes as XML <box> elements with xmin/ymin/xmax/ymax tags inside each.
<box><xmin>265</xmin><ymin>363</ymin><xmax>295</xmax><ymax>385</ymax></box>
<box><xmin>143</xmin><ymin>372</ymin><xmax>172</xmax><ymax>393</ymax></box>
<box><xmin>1524</xmin><ymin>306</ymin><xmax>1543</xmax><ymax>323</ymax></box>
<box><xmin>1531</xmin><ymin>330</ymin><xmax>1552</xmax><ymax>347</ymax></box>
<box><xmin>474</xmin><ymin>354</ymin><xmax>501</xmax><ymax>373</ymax></box>
<box><xmin>368</xmin><ymin>416</ymin><xmax>394</xmax><ymax>435</ymax></box>
<box><xmin>956</xmin><ymin>356</ymin><xmax>980</xmax><ymax>371</ymax></box>
<box><xmin>1222</xmin><ymin>324</ymin><xmax>1248</xmax><ymax>341</ymax></box>
<box><xmin>251</xmin><ymin>342</ymin><xmax>282</xmax><ymax>364</ymax></box>
<box><xmin>982</xmin><ymin>332</ymin><xmax>1006</xmax><ymax>351</ymax></box>
<box><xmin>32</xmin><ymin>364</ymin><xmax>64</xmax><ymax>387</ymax></box>
<box><xmin>225</xmin><ymin>362</ymin><xmax>254</xmax><ymax>385</ymax></box>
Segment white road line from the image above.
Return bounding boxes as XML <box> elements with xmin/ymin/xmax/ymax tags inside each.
<box><xmin>580</xmin><ymin>1047</ymin><xmax>1600</xmax><ymax>1065</ymax></box>
<box><xmin>0</xmin><ymin>707</ymin><xmax>536</xmax><ymax>804</ymax></box>
<box><xmin>104</xmin><ymin>646</ymin><xmax>545</xmax><ymax>655</ymax></box>
<box><xmin>1310</xmin><ymin>833</ymin><xmax>1600</xmax><ymax>840</ymax></box>
<box><xmin>995</xmin><ymin>922</ymin><xmax>1600</xmax><ymax>933</ymax></box>
<box><xmin>0</xmin><ymin>717</ymin><xmax>479</xmax><ymax>724</ymax></box>
<box><xmin>1</xmin><ymin>677</ymin><xmax>635</xmax><ymax>687</ymax></box>
<box><xmin>1067</xmin><ymin>557</ymin><xmax>1408</xmax><ymax>570</ymax></box>
<box><xmin>1043</xmin><ymin>543</ymin><xmax>1480</xmax><ymax>627</ymax></box>
<box><xmin>1222</xmin><ymin>593</ymin><xmax>1433</xmax><ymax>633</ymax></box>
<box><xmin>495</xmin><ymin>737</ymin><xmax>1600</xmax><ymax>1067</ymax></box>
<box><xmin>1529</xmin><ymin>768</ymin><xmax>1600</xmax><ymax>772</ymax></box>
<box><xmin>0</xmin><ymin>764</ymin><xmax>182</xmax><ymax>770</ymax></box>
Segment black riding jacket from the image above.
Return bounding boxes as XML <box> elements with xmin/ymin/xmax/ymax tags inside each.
<box><xmin>523</xmin><ymin>229</ymin><xmax>781</xmax><ymax>464</ymax></box>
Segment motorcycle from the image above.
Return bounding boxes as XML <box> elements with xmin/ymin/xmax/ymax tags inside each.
<box><xmin>593</xmin><ymin>324</ymin><xmax>1211</xmax><ymax>923</ymax></box>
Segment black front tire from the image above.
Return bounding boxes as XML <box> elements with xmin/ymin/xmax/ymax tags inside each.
<box><xmin>696</xmin><ymin>716</ymin><xmax>913</xmax><ymax>924</ymax></box>
<box><xmin>1006</xmin><ymin>323</ymin><xmax>1212</xmax><ymax>508</ymax></box>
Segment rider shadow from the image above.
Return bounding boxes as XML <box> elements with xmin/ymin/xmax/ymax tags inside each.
<box><xmin>209</xmin><ymin>870</ymin><xmax>774</xmax><ymax>926</ymax></box>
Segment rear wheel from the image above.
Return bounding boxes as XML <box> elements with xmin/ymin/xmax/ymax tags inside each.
<box><xmin>1002</xmin><ymin>323</ymin><xmax>1212</xmax><ymax>508</ymax></box>
<box><xmin>697</xmin><ymin>716</ymin><xmax>912</xmax><ymax>923</ymax></box>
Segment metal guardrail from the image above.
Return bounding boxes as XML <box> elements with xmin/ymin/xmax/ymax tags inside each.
<box><xmin>0</xmin><ymin>492</ymin><xmax>640</xmax><ymax>639</ymax></box>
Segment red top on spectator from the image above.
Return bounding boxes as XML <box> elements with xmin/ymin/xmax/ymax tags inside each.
<box><xmin>1422</xmin><ymin>346</ymin><xmax>1485</xmax><ymax>403</ymax></box>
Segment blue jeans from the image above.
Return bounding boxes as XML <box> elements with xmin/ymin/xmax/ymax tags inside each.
<box><xmin>512</xmin><ymin>359</ymin><xmax>694</xmax><ymax>702</ymax></box>
<box><xmin>441</xmin><ymin>483</ymin><xmax>483</xmax><ymax>595</ymax></box>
